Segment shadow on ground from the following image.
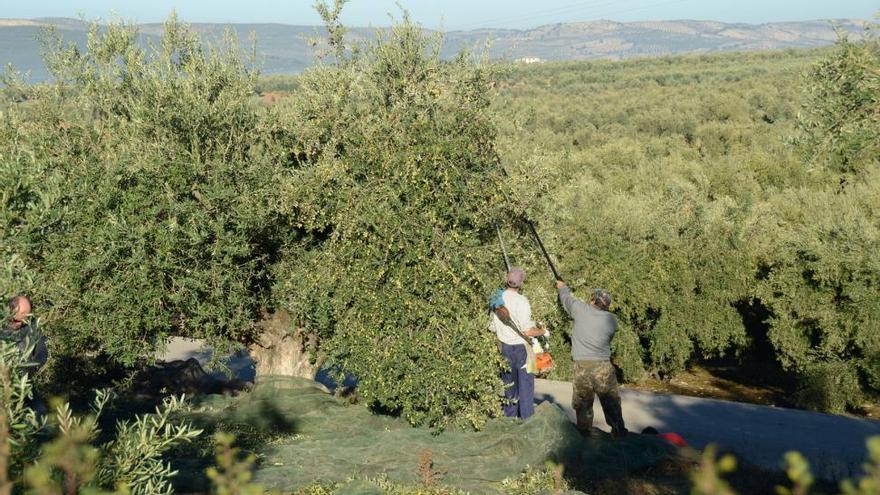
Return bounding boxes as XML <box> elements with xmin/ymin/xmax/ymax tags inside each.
<box><xmin>170</xmin><ymin>376</ymin><xmax>676</xmax><ymax>494</ymax></box>
<box><xmin>536</xmin><ymin>379</ymin><xmax>880</xmax><ymax>484</ymax></box>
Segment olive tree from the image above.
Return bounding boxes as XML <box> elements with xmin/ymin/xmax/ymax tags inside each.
<box><xmin>270</xmin><ymin>8</ymin><xmax>509</xmax><ymax>428</ymax></box>
<box><xmin>1</xmin><ymin>15</ymin><xmax>290</xmax><ymax>372</ymax></box>
<box><xmin>755</xmin><ymin>27</ymin><xmax>880</xmax><ymax>412</ymax></box>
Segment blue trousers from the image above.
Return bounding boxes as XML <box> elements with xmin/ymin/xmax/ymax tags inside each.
<box><xmin>500</xmin><ymin>343</ymin><xmax>535</xmax><ymax>419</ymax></box>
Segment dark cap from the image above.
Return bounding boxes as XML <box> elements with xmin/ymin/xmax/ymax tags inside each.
<box><xmin>592</xmin><ymin>288</ymin><xmax>612</xmax><ymax>309</ymax></box>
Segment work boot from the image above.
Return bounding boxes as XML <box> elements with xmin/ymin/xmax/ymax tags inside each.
<box><xmin>579</xmin><ymin>427</ymin><xmax>604</xmax><ymax>440</ymax></box>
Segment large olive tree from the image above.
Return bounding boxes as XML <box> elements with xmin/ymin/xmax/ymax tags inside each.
<box><xmin>270</xmin><ymin>9</ymin><xmax>509</xmax><ymax>428</ymax></box>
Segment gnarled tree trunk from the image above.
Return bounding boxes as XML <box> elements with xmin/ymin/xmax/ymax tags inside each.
<box><xmin>248</xmin><ymin>310</ymin><xmax>323</xmax><ymax>379</ymax></box>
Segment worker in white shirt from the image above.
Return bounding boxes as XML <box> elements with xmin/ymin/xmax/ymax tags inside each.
<box><xmin>488</xmin><ymin>268</ymin><xmax>547</xmax><ymax>419</ymax></box>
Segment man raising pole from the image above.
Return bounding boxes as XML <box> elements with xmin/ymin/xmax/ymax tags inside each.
<box><xmin>556</xmin><ymin>280</ymin><xmax>628</xmax><ymax>438</ymax></box>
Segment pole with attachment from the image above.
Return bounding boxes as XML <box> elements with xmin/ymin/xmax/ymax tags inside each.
<box><xmin>524</xmin><ymin>219</ymin><xmax>562</xmax><ymax>281</ymax></box>
<box><xmin>496</xmin><ymin>165</ymin><xmax>563</xmax><ymax>281</ymax></box>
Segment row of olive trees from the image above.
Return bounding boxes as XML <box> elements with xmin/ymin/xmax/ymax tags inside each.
<box><xmin>1</xmin><ymin>3</ymin><xmax>511</xmax><ymax>427</ymax></box>
<box><xmin>3</xmin><ymin>3</ymin><xmax>876</xmax><ymax>424</ymax></box>
<box><xmin>759</xmin><ymin>29</ymin><xmax>880</xmax><ymax>411</ymax></box>
<box><xmin>494</xmin><ymin>27</ymin><xmax>879</xmax><ymax>412</ymax></box>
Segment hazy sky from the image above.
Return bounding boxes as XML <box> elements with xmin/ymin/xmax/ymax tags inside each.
<box><xmin>4</xmin><ymin>0</ymin><xmax>877</xmax><ymax>30</ymax></box>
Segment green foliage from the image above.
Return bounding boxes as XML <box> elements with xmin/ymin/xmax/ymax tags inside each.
<box><xmin>1</xmin><ymin>14</ymin><xmax>282</xmax><ymax>368</ymax></box>
<box><xmin>496</xmin><ymin>50</ymin><xmax>809</xmax><ymax>380</ymax></box>
<box><xmin>0</xmin><ymin>340</ymin><xmax>45</xmax><ymax>485</ymax></box>
<box><xmin>500</xmin><ymin>462</ymin><xmax>569</xmax><ymax>495</ymax></box>
<box><xmin>4</xmin><ymin>5</ymin><xmax>879</xmax><ymax>433</ymax></box>
<box><xmin>794</xmin><ymin>361</ymin><xmax>863</xmax><ymax>413</ymax></box>
<box><xmin>4</xmin><ymin>7</ymin><xmax>510</xmax><ymax>426</ymax></box>
<box><xmin>494</xmin><ymin>32</ymin><xmax>880</xmax><ymax>406</ymax></box>
<box><xmin>690</xmin><ymin>437</ymin><xmax>880</xmax><ymax>495</ymax></box>
<box><xmin>754</xmin><ymin>28</ymin><xmax>880</xmax><ymax>409</ymax></box>
<box><xmin>314</xmin><ymin>0</ymin><xmax>350</xmax><ymax>63</ymax></box>
<box><xmin>270</xmin><ymin>15</ymin><xmax>507</xmax><ymax>428</ymax></box>
<box><xmin>691</xmin><ymin>446</ymin><xmax>738</xmax><ymax>495</ymax></box>
<box><xmin>840</xmin><ymin>437</ymin><xmax>880</xmax><ymax>495</ymax></box>
<box><xmin>206</xmin><ymin>433</ymin><xmax>268</xmax><ymax>495</ymax></box>
<box><xmin>796</xmin><ymin>28</ymin><xmax>879</xmax><ymax>175</ymax></box>
<box><xmin>22</xmin><ymin>394</ymin><xmax>124</xmax><ymax>495</ymax></box>
<box><xmin>777</xmin><ymin>452</ymin><xmax>814</xmax><ymax>495</ymax></box>
<box><xmin>96</xmin><ymin>395</ymin><xmax>203</xmax><ymax>494</ymax></box>
<box><xmin>0</xmin><ymin>340</ymin><xmax>201</xmax><ymax>494</ymax></box>
<box><xmin>289</xmin><ymin>464</ymin><xmax>567</xmax><ymax>495</ymax></box>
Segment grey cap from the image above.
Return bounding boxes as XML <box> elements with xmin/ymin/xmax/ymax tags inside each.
<box><xmin>506</xmin><ymin>268</ymin><xmax>526</xmax><ymax>288</ymax></box>
<box><xmin>592</xmin><ymin>288</ymin><xmax>612</xmax><ymax>309</ymax></box>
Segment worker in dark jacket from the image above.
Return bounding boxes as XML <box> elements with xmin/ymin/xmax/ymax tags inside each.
<box><xmin>2</xmin><ymin>295</ymin><xmax>48</xmax><ymax>372</ymax></box>
<box><xmin>556</xmin><ymin>280</ymin><xmax>627</xmax><ymax>437</ymax></box>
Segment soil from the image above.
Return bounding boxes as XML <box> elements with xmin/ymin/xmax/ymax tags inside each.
<box><xmin>623</xmin><ymin>362</ymin><xmax>880</xmax><ymax>420</ymax></box>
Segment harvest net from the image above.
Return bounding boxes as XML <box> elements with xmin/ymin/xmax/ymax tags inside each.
<box><xmin>176</xmin><ymin>377</ymin><xmax>669</xmax><ymax>494</ymax></box>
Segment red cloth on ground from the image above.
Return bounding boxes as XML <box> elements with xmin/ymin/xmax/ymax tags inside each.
<box><xmin>658</xmin><ymin>432</ymin><xmax>689</xmax><ymax>448</ymax></box>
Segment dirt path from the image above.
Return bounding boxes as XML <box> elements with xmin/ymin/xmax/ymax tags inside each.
<box><xmin>536</xmin><ymin>378</ymin><xmax>880</xmax><ymax>482</ymax></box>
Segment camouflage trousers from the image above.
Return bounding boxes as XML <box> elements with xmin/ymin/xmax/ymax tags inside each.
<box><xmin>572</xmin><ymin>360</ymin><xmax>627</xmax><ymax>437</ymax></box>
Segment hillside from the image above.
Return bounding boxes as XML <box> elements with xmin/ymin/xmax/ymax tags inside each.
<box><xmin>0</xmin><ymin>16</ymin><xmax>868</xmax><ymax>82</ymax></box>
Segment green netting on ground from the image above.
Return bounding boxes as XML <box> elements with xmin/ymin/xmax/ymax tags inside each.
<box><xmin>178</xmin><ymin>377</ymin><xmax>669</xmax><ymax>494</ymax></box>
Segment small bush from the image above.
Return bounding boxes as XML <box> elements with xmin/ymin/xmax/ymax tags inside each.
<box><xmin>206</xmin><ymin>433</ymin><xmax>269</xmax><ymax>495</ymax></box>
<box><xmin>795</xmin><ymin>361</ymin><xmax>863</xmax><ymax>414</ymax></box>
<box><xmin>0</xmin><ymin>340</ymin><xmax>202</xmax><ymax>494</ymax></box>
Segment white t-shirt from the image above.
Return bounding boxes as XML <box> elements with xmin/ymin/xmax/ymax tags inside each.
<box><xmin>488</xmin><ymin>289</ymin><xmax>536</xmax><ymax>346</ymax></box>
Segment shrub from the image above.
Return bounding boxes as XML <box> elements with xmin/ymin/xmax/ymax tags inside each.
<box><xmin>691</xmin><ymin>446</ymin><xmax>738</xmax><ymax>495</ymax></box>
<box><xmin>794</xmin><ymin>361</ymin><xmax>863</xmax><ymax>414</ymax></box>
<box><xmin>0</xmin><ymin>338</ymin><xmax>45</xmax><ymax>484</ymax></box>
<box><xmin>0</xmin><ymin>340</ymin><xmax>202</xmax><ymax>494</ymax></box>
<box><xmin>206</xmin><ymin>433</ymin><xmax>269</xmax><ymax>495</ymax></box>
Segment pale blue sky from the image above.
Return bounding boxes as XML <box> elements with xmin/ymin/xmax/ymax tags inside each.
<box><xmin>3</xmin><ymin>0</ymin><xmax>877</xmax><ymax>30</ymax></box>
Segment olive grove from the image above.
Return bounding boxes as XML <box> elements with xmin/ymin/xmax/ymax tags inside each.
<box><xmin>2</xmin><ymin>5</ymin><xmax>878</xmax><ymax>422</ymax></box>
<box><xmin>1</xmin><ymin>5</ymin><xmax>512</xmax><ymax>427</ymax></box>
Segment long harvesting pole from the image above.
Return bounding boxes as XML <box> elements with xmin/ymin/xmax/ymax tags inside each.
<box><xmin>524</xmin><ymin>219</ymin><xmax>562</xmax><ymax>281</ymax></box>
<box><xmin>497</xmin><ymin>165</ymin><xmax>562</xmax><ymax>281</ymax></box>
<box><xmin>496</xmin><ymin>224</ymin><xmax>512</xmax><ymax>272</ymax></box>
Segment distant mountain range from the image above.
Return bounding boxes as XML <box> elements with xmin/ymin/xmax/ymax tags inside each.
<box><xmin>0</xmin><ymin>17</ymin><xmax>869</xmax><ymax>82</ymax></box>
